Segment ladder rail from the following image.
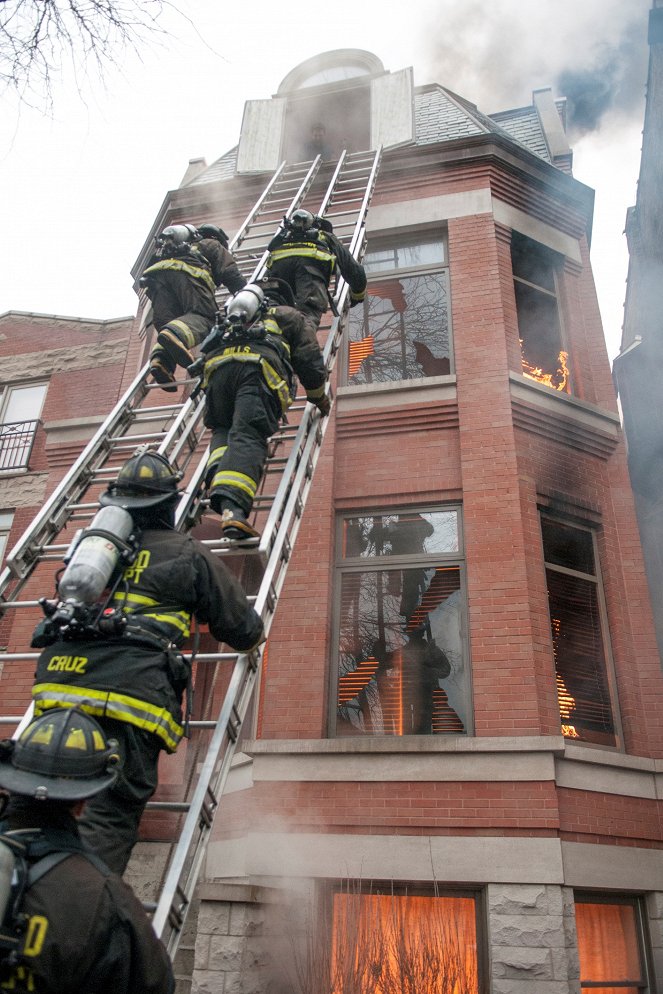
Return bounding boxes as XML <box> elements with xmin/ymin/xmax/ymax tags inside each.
<box><xmin>0</xmin><ymin>149</ymin><xmax>382</xmax><ymax>961</ymax></box>
<box><xmin>152</xmin><ymin>150</ymin><xmax>382</xmax><ymax>952</ymax></box>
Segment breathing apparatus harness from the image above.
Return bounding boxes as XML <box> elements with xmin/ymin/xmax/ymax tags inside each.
<box><xmin>32</xmin><ymin>506</ymin><xmax>142</xmax><ymax>648</ymax></box>
<box><xmin>187</xmin><ymin>283</ymin><xmax>296</xmax><ymax>402</ymax></box>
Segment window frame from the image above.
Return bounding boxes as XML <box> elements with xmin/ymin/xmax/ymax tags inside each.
<box><xmin>342</xmin><ymin>227</ymin><xmax>454</xmax><ymax>387</ymax></box>
<box><xmin>574</xmin><ymin>891</ymin><xmax>654</xmax><ymax>992</ymax></box>
<box><xmin>0</xmin><ymin>381</ymin><xmax>48</xmax><ymax>473</ymax></box>
<box><xmin>319</xmin><ymin>880</ymin><xmax>488</xmax><ymax>994</ymax></box>
<box><xmin>330</xmin><ymin>504</ymin><xmax>473</xmax><ymax>737</ymax></box>
<box><xmin>540</xmin><ymin>511</ymin><xmax>623</xmax><ymax>749</ymax></box>
<box><xmin>0</xmin><ymin>511</ymin><xmax>14</xmax><ymax>565</ymax></box>
<box><xmin>511</xmin><ymin>231</ymin><xmax>570</xmax><ymax>394</ymax></box>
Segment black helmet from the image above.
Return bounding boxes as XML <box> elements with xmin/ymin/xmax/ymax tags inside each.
<box><xmin>198</xmin><ymin>223</ymin><xmax>229</xmax><ymax>248</ymax></box>
<box><xmin>260</xmin><ymin>276</ymin><xmax>295</xmax><ymax>308</ymax></box>
<box><xmin>0</xmin><ymin>709</ymin><xmax>120</xmax><ymax>802</ymax></box>
<box><xmin>100</xmin><ymin>448</ymin><xmax>183</xmax><ymax>510</ymax></box>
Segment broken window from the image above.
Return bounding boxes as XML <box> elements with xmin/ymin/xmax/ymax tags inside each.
<box><xmin>512</xmin><ymin>232</ymin><xmax>569</xmax><ymax>393</ymax></box>
<box><xmin>334</xmin><ymin>508</ymin><xmax>469</xmax><ymax>737</ymax></box>
<box><xmin>575</xmin><ymin>894</ymin><xmax>652</xmax><ymax>993</ymax></box>
<box><xmin>541</xmin><ymin>516</ymin><xmax>619</xmax><ymax>746</ymax></box>
<box><xmin>345</xmin><ymin>235</ymin><xmax>451</xmax><ymax>385</ymax></box>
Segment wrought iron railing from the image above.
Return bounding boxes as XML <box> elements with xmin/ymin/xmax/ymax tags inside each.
<box><xmin>0</xmin><ymin>420</ymin><xmax>39</xmax><ymax>471</ymax></box>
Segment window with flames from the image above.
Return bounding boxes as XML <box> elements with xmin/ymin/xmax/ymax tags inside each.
<box><xmin>345</xmin><ymin>234</ymin><xmax>451</xmax><ymax>386</ymax></box>
<box><xmin>287</xmin><ymin>886</ymin><xmax>482</xmax><ymax>994</ymax></box>
<box><xmin>541</xmin><ymin>515</ymin><xmax>619</xmax><ymax>747</ymax></box>
<box><xmin>333</xmin><ymin>508</ymin><xmax>469</xmax><ymax>737</ymax></box>
<box><xmin>512</xmin><ymin>232</ymin><xmax>570</xmax><ymax>393</ymax></box>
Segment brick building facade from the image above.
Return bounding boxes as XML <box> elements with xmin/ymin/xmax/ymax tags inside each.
<box><xmin>1</xmin><ymin>46</ymin><xmax>662</xmax><ymax>994</ymax></box>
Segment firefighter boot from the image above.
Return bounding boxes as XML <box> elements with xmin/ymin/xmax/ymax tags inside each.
<box><xmin>149</xmin><ymin>346</ymin><xmax>177</xmax><ymax>392</ymax></box>
<box><xmin>214</xmin><ymin>498</ymin><xmax>260</xmax><ymax>541</ymax></box>
<box><xmin>157</xmin><ymin>326</ymin><xmax>194</xmax><ymax>370</ymax></box>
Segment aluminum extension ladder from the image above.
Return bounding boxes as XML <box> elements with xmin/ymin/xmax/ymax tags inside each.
<box><xmin>0</xmin><ymin>147</ymin><xmax>382</xmax><ymax>958</ymax></box>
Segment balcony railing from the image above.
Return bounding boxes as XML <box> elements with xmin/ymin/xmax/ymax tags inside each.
<box><xmin>0</xmin><ymin>420</ymin><xmax>39</xmax><ymax>471</ymax></box>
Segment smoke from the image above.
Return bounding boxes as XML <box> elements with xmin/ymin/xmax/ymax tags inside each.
<box><xmin>419</xmin><ymin>0</ymin><xmax>650</xmax><ymax>135</ymax></box>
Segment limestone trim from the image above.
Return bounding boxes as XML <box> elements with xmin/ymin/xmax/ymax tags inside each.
<box><xmin>0</xmin><ymin>471</ymin><xmax>48</xmax><ymax>506</ymax></box>
<box><xmin>206</xmin><ymin>832</ymin><xmax>663</xmax><ymax>892</ymax></box>
<box><xmin>207</xmin><ymin>832</ymin><xmax>565</xmax><ymax>885</ymax></box>
<box><xmin>240</xmin><ymin>736</ymin><xmax>663</xmax><ymax>800</ymax></box>
<box><xmin>337</xmin><ymin>374</ymin><xmax>457</xmax><ymax>411</ymax></box>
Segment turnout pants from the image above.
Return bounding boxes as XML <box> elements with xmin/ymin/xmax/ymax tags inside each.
<box><xmin>77</xmin><ymin>718</ymin><xmax>161</xmax><ymax>875</ymax></box>
<box><xmin>147</xmin><ymin>270</ymin><xmax>217</xmax><ymax>372</ymax></box>
<box><xmin>268</xmin><ymin>262</ymin><xmax>328</xmax><ymax>334</ymax></box>
<box><xmin>204</xmin><ymin>362</ymin><xmax>282</xmax><ymax>516</ymax></box>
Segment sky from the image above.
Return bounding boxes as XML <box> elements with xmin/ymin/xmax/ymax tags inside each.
<box><xmin>0</xmin><ymin>0</ymin><xmax>652</xmax><ymax>363</ymax></box>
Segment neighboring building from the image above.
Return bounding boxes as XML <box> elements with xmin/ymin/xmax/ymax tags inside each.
<box><xmin>2</xmin><ymin>45</ymin><xmax>663</xmax><ymax>994</ymax></box>
<box><xmin>614</xmin><ymin>0</ymin><xmax>663</xmax><ymax>663</ymax></box>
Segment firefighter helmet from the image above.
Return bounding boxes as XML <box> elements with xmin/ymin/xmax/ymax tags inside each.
<box><xmin>225</xmin><ymin>284</ymin><xmax>265</xmax><ymax>326</ymax></box>
<box><xmin>198</xmin><ymin>223</ymin><xmax>229</xmax><ymax>248</ymax></box>
<box><xmin>157</xmin><ymin>223</ymin><xmax>200</xmax><ymax>249</ymax></box>
<box><xmin>0</xmin><ymin>709</ymin><xmax>120</xmax><ymax>802</ymax></box>
<box><xmin>289</xmin><ymin>209</ymin><xmax>316</xmax><ymax>233</ymax></box>
<box><xmin>100</xmin><ymin>448</ymin><xmax>183</xmax><ymax>510</ymax></box>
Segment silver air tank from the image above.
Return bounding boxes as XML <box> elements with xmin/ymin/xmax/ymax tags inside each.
<box><xmin>57</xmin><ymin>505</ymin><xmax>134</xmax><ymax>607</ymax></box>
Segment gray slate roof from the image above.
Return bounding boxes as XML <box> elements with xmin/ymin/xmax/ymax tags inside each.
<box><xmin>185</xmin><ymin>84</ymin><xmax>553</xmax><ymax>188</ymax></box>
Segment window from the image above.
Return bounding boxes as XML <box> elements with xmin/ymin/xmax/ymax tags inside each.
<box><xmin>333</xmin><ymin>508</ymin><xmax>470</xmax><ymax>737</ymax></box>
<box><xmin>345</xmin><ymin>235</ymin><xmax>451</xmax><ymax>385</ymax></box>
<box><xmin>541</xmin><ymin>516</ymin><xmax>618</xmax><ymax>746</ymax></box>
<box><xmin>330</xmin><ymin>889</ymin><xmax>481</xmax><ymax>993</ymax></box>
<box><xmin>575</xmin><ymin>894</ymin><xmax>652</xmax><ymax>992</ymax></box>
<box><xmin>0</xmin><ymin>512</ymin><xmax>13</xmax><ymax>564</ymax></box>
<box><xmin>512</xmin><ymin>232</ymin><xmax>569</xmax><ymax>393</ymax></box>
<box><xmin>0</xmin><ymin>383</ymin><xmax>47</xmax><ymax>471</ymax></box>
<box><xmin>288</xmin><ymin>885</ymin><xmax>482</xmax><ymax>993</ymax></box>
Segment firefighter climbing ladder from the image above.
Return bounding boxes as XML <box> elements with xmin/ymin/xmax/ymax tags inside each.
<box><xmin>0</xmin><ymin>146</ymin><xmax>382</xmax><ymax>957</ymax></box>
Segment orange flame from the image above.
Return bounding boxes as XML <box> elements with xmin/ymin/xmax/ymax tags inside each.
<box><xmin>348</xmin><ymin>337</ymin><xmax>374</xmax><ymax>377</ymax></box>
<box><xmin>520</xmin><ymin>342</ymin><xmax>570</xmax><ymax>392</ymax></box>
<box><xmin>556</xmin><ymin>673</ymin><xmax>580</xmax><ymax>739</ymax></box>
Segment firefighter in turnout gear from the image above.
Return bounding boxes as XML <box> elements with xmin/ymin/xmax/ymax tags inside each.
<box><xmin>198</xmin><ymin>280</ymin><xmax>328</xmax><ymax>540</ymax></box>
<box><xmin>30</xmin><ymin>450</ymin><xmax>264</xmax><ymax>874</ymax></box>
<box><xmin>0</xmin><ymin>708</ymin><xmax>174</xmax><ymax>994</ymax></box>
<box><xmin>265</xmin><ymin>209</ymin><xmax>367</xmax><ymax>335</ymax></box>
<box><xmin>141</xmin><ymin>222</ymin><xmax>246</xmax><ymax>391</ymax></box>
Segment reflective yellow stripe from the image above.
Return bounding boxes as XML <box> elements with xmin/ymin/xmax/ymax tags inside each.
<box><xmin>143</xmin><ymin>258</ymin><xmax>216</xmax><ymax>293</ymax></box>
<box><xmin>211</xmin><ymin>470</ymin><xmax>257</xmax><ymax>499</ymax></box>
<box><xmin>114</xmin><ymin>591</ymin><xmax>158</xmax><ymax>607</ymax></box>
<box><xmin>202</xmin><ymin>349</ymin><xmax>292</xmax><ymax>413</ymax></box>
<box><xmin>33</xmin><ymin>686</ymin><xmax>183</xmax><ymax>752</ymax></box>
<box><xmin>203</xmin><ymin>349</ymin><xmax>261</xmax><ymax>387</ymax></box>
<box><xmin>167</xmin><ymin>320</ymin><xmax>196</xmax><ymax>348</ymax></box>
<box><xmin>267</xmin><ymin>243</ymin><xmax>336</xmax><ymax>268</ymax></box>
<box><xmin>206</xmin><ymin>446</ymin><xmax>227</xmax><ymax>471</ymax></box>
<box><xmin>306</xmin><ymin>383</ymin><xmax>325</xmax><ymax>399</ymax></box>
<box><xmin>261</xmin><ymin>359</ymin><xmax>291</xmax><ymax>413</ymax></box>
<box><xmin>112</xmin><ymin>592</ymin><xmax>191</xmax><ymax>637</ymax></box>
<box><xmin>263</xmin><ymin>315</ymin><xmax>291</xmax><ymax>355</ymax></box>
<box><xmin>143</xmin><ymin>612</ymin><xmax>190</xmax><ymax>637</ymax></box>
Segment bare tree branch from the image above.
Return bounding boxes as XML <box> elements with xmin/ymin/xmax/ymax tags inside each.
<box><xmin>0</xmin><ymin>0</ymin><xmax>172</xmax><ymax>109</ymax></box>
